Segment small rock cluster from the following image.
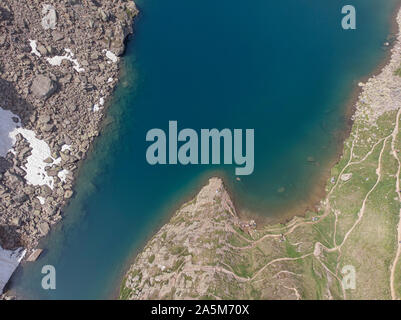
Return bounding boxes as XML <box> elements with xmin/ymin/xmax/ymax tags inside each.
<box><xmin>0</xmin><ymin>0</ymin><xmax>138</xmax><ymax>252</ymax></box>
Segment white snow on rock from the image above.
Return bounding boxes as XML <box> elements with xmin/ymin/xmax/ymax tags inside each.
<box><xmin>0</xmin><ymin>246</ymin><xmax>26</xmax><ymax>295</ymax></box>
<box><xmin>37</xmin><ymin>196</ymin><xmax>45</xmax><ymax>205</ymax></box>
<box><xmin>46</xmin><ymin>48</ymin><xmax>85</xmax><ymax>73</ymax></box>
<box><xmin>61</xmin><ymin>144</ymin><xmax>71</xmax><ymax>152</ymax></box>
<box><xmin>104</xmin><ymin>50</ymin><xmax>118</xmax><ymax>63</ymax></box>
<box><xmin>29</xmin><ymin>40</ymin><xmax>41</xmax><ymax>57</ymax></box>
<box><xmin>10</xmin><ymin>128</ymin><xmax>58</xmax><ymax>188</ymax></box>
<box><xmin>0</xmin><ymin>107</ymin><xmax>61</xmax><ymax>189</ymax></box>
<box><xmin>41</xmin><ymin>4</ymin><xmax>57</xmax><ymax>30</ymax></box>
<box><xmin>57</xmin><ymin>169</ymin><xmax>69</xmax><ymax>183</ymax></box>
<box><xmin>92</xmin><ymin>97</ymin><xmax>105</xmax><ymax>112</ymax></box>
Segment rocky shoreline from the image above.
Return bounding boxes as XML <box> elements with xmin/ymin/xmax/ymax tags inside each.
<box><xmin>0</xmin><ymin>0</ymin><xmax>138</xmax><ymax>295</ymax></box>
<box><xmin>120</xmin><ymin>177</ymin><xmax>257</xmax><ymax>300</ymax></box>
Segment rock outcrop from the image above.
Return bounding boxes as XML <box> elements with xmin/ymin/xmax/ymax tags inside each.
<box><xmin>31</xmin><ymin>75</ymin><xmax>57</xmax><ymax>99</ymax></box>
<box><xmin>120</xmin><ymin>178</ymin><xmax>248</xmax><ymax>300</ymax></box>
<box><xmin>41</xmin><ymin>4</ymin><xmax>57</xmax><ymax>30</ymax></box>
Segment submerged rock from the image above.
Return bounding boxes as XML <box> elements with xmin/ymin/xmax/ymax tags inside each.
<box><xmin>38</xmin><ymin>222</ymin><xmax>50</xmax><ymax>235</ymax></box>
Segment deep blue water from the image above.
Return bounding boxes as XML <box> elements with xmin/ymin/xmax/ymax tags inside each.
<box><xmin>9</xmin><ymin>0</ymin><xmax>400</xmax><ymax>299</ymax></box>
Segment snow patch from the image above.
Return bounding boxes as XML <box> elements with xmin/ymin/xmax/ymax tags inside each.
<box><xmin>41</xmin><ymin>4</ymin><xmax>57</xmax><ymax>30</ymax></box>
<box><xmin>10</xmin><ymin>128</ymin><xmax>58</xmax><ymax>188</ymax></box>
<box><xmin>0</xmin><ymin>107</ymin><xmax>61</xmax><ymax>189</ymax></box>
<box><xmin>29</xmin><ymin>40</ymin><xmax>41</xmax><ymax>57</ymax></box>
<box><xmin>92</xmin><ymin>97</ymin><xmax>105</xmax><ymax>112</ymax></box>
<box><xmin>37</xmin><ymin>196</ymin><xmax>45</xmax><ymax>205</ymax></box>
<box><xmin>46</xmin><ymin>49</ymin><xmax>85</xmax><ymax>73</ymax></box>
<box><xmin>0</xmin><ymin>246</ymin><xmax>26</xmax><ymax>295</ymax></box>
<box><xmin>57</xmin><ymin>169</ymin><xmax>69</xmax><ymax>183</ymax></box>
<box><xmin>104</xmin><ymin>50</ymin><xmax>118</xmax><ymax>63</ymax></box>
<box><xmin>61</xmin><ymin>144</ymin><xmax>71</xmax><ymax>152</ymax></box>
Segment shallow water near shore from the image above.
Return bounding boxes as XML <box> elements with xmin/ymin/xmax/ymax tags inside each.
<box><xmin>9</xmin><ymin>0</ymin><xmax>400</xmax><ymax>299</ymax></box>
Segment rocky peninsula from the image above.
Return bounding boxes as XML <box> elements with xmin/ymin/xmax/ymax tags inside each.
<box><xmin>120</xmin><ymin>7</ymin><xmax>401</xmax><ymax>300</ymax></box>
<box><xmin>0</xmin><ymin>0</ymin><xmax>138</xmax><ymax>296</ymax></box>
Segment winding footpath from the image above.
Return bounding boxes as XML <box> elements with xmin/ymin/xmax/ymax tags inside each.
<box><xmin>390</xmin><ymin>107</ymin><xmax>401</xmax><ymax>300</ymax></box>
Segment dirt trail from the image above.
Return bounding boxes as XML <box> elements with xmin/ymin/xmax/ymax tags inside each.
<box><xmin>390</xmin><ymin>107</ymin><xmax>401</xmax><ymax>300</ymax></box>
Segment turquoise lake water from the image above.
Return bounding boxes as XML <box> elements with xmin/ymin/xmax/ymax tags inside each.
<box><xmin>9</xmin><ymin>0</ymin><xmax>400</xmax><ymax>299</ymax></box>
